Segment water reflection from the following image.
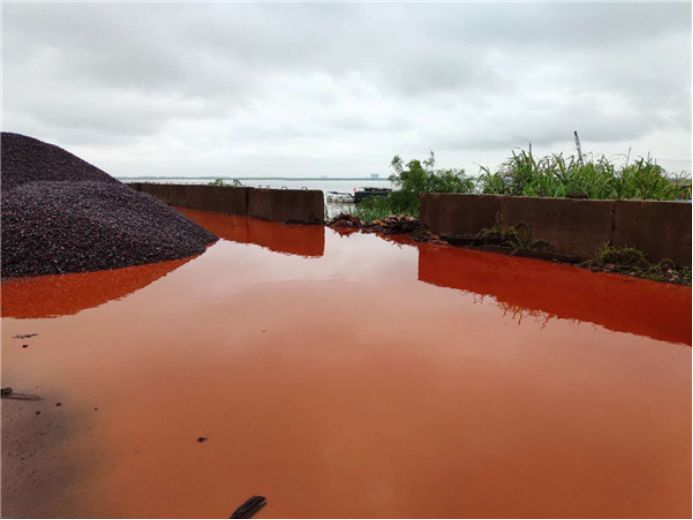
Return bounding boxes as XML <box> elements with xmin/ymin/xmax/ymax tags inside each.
<box><xmin>1</xmin><ymin>256</ymin><xmax>192</xmax><ymax>319</ymax></box>
<box><xmin>417</xmin><ymin>243</ymin><xmax>692</xmax><ymax>345</ymax></box>
<box><xmin>179</xmin><ymin>208</ymin><xmax>324</xmax><ymax>257</ymax></box>
<box><xmin>2</xmin><ymin>220</ymin><xmax>690</xmax><ymax>518</ymax></box>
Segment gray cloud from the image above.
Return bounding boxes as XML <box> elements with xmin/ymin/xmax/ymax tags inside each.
<box><xmin>2</xmin><ymin>2</ymin><xmax>691</xmax><ymax>176</ymax></box>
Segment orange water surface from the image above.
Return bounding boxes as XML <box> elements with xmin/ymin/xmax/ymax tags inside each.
<box><xmin>2</xmin><ymin>209</ymin><xmax>691</xmax><ymax>518</ymax></box>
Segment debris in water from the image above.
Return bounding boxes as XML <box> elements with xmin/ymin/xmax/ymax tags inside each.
<box><xmin>411</xmin><ymin>225</ymin><xmax>446</xmax><ymax>244</ymax></box>
<box><xmin>230</xmin><ymin>496</ymin><xmax>267</xmax><ymax>518</ymax></box>
<box><xmin>35</xmin><ymin>411</ymin><xmax>41</xmax><ymax>416</ymax></box>
<box><xmin>2</xmin><ymin>390</ymin><xmax>41</xmax><ymax>401</ymax></box>
<box><xmin>329</xmin><ymin>213</ymin><xmax>361</xmax><ymax>229</ymax></box>
<box><xmin>369</xmin><ymin>215</ymin><xmax>419</xmax><ymax>234</ymax></box>
<box><xmin>328</xmin><ymin>212</ymin><xmax>443</xmax><ymax>242</ymax></box>
<box><xmin>197</xmin><ymin>436</ymin><xmax>207</xmax><ymax>443</ymax></box>
<box><xmin>55</xmin><ymin>402</ymin><xmax>62</xmax><ymax>407</ymax></box>
<box><xmin>21</xmin><ymin>344</ymin><xmax>28</xmax><ymax>349</ymax></box>
<box><xmin>13</xmin><ymin>333</ymin><xmax>38</xmax><ymax>339</ymax></box>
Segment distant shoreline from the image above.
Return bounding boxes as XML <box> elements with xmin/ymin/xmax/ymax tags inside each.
<box><xmin>117</xmin><ymin>176</ymin><xmax>387</xmax><ymax>182</ymax></box>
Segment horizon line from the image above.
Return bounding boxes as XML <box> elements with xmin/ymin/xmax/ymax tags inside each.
<box><xmin>117</xmin><ymin>176</ymin><xmax>390</xmax><ymax>181</ymax></box>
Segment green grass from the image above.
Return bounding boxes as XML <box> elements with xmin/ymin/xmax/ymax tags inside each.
<box><xmin>476</xmin><ymin>219</ymin><xmax>551</xmax><ymax>254</ymax></box>
<box><xmin>358</xmin><ymin>148</ymin><xmax>690</xmax><ymax>224</ymax></box>
<box><xmin>477</xmin><ymin>149</ymin><xmax>688</xmax><ymax>201</ymax></box>
<box><xmin>351</xmin><ymin>196</ymin><xmax>415</xmax><ymax>223</ymax></box>
<box><xmin>584</xmin><ymin>245</ymin><xmax>691</xmax><ymax>285</ymax></box>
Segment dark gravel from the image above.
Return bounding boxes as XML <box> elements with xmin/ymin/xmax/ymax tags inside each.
<box><xmin>2</xmin><ymin>133</ymin><xmax>117</xmax><ymax>190</ymax></box>
<box><xmin>2</xmin><ymin>133</ymin><xmax>217</xmax><ymax>278</ymax></box>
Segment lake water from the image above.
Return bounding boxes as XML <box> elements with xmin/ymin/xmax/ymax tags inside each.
<box><xmin>121</xmin><ymin>178</ymin><xmax>393</xmax><ymax>195</ymax></box>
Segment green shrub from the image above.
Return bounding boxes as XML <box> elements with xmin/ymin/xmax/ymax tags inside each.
<box><xmin>585</xmin><ymin>245</ymin><xmax>690</xmax><ymax>285</ymax></box>
<box><xmin>362</xmin><ymin>152</ymin><xmax>474</xmax><ymax>217</ymax></box>
<box><xmin>615</xmin><ymin>159</ymin><xmax>681</xmax><ymax>200</ymax></box>
<box><xmin>476</xmin><ymin>218</ymin><xmax>551</xmax><ymax>254</ymax></box>
<box><xmin>595</xmin><ymin>245</ymin><xmax>649</xmax><ymax>268</ymax></box>
<box><xmin>353</xmin><ymin>196</ymin><xmax>395</xmax><ymax>223</ymax></box>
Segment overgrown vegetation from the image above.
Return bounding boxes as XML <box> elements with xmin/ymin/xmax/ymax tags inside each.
<box><xmin>583</xmin><ymin>245</ymin><xmax>691</xmax><ymax>285</ymax></box>
<box><xmin>353</xmin><ymin>196</ymin><xmax>393</xmax><ymax>223</ymax></box>
<box><xmin>355</xmin><ymin>152</ymin><xmax>474</xmax><ymax>221</ymax></box>
<box><xmin>475</xmin><ymin>219</ymin><xmax>551</xmax><ymax>254</ymax></box>
<box><xmin>478</xmin><ymin>150</ymin><xmax>688</xmax><ymax>200</ymax></box>
<box><xmin>360</xmin><ymin>147</ymin><xmax>690</xmax><ymax>221</ymax></box>
<box><xmin>473</xmin><ymin>218</ymin><xmax>689</xmax><ymax>284</ymax></box>
<box><xmin>339</xmin><ymin>146</ymin><xmax>690</xmax><ymax>285</ymax></box>
<box><xmin>472</xmin><ymin>217</ymin><xmax>691</xmax><ymax>284</ymax></box>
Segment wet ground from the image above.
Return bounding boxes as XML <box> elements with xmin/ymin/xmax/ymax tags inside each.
<box><xmin>2</xmin><ymin>208</ymin><xmax>691</xmax><ymax>518</ymax></box>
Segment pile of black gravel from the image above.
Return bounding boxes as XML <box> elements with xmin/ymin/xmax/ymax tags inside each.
<box><xmin>1</xmin><ymin>133</ymin><xmax>217</xmax><ymax>278</ymax></box>
<box><xmin>1</xmin><ymin>132</ymin><xmax>119</xmax><ymax>190</ymax></box>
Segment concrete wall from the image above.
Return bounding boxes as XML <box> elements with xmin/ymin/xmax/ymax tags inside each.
<box><xmin>129</xmin><ymin>183</ymin><xmax>324</xmax><ymax>224</ymax></box>
<box><xmin>612</xmin><ymin>200</ymin><xmax>691</xmax><ymax>267</ymax></box>
<box><xmin>421</xmin><ymin>193</ymin><xmax>691</xmax><ymax>265</ymax></box>
<box><xmin>500</xmin><ymin>197</ymin><xmax>615</xmax><ymax>259</ymax></box>
<box><xmin>420</xmin><ymin>194</ymin><xmax>502</xmax><ymax>237</ymax></box>
<box><xmin>248</xmin><ymin>188</ymin><xmax>324</xmax><ymax>224</ymax></box>
<box><xmin>130</xmin><ymin>183</ymin><xmax>249</xmax><ymax>215</ymax></box>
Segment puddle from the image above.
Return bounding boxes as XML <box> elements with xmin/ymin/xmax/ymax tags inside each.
<box><xmin>2</xmin><ymin>210</ymin><xmax>690</xmax><ymax>518</ymax></box>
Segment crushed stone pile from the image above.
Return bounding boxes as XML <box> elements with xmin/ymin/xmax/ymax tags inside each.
<box><xmin>1</xmin><ymin>133</ymin><xmax>217</xmax><ymax>278</ymax></box>
<box><xmin>1</xmin><ymin>132</ymin><xmax>118</xmax><ymax>190</ymax></box>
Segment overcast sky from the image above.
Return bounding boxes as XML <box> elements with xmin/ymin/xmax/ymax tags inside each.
<box><xmin>3</xmin><ymin>2</ymin><xmax>691</xmax><ymax>178</ymax></box>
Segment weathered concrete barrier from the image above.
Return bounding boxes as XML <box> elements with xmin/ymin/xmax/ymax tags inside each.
<box><xmin>130</xmin><ymin>183</ymin><xmax>249</xmax><ymax>215</ymax></box>
<box><xmin>248</xmin><ymin>188</ymin><xmax>324</xmax><ymax>224</ymax></box>
<box><xmin>612</xmin><ymin>200</ymin><xmax>691</xmax><ymax>267</ymax></box>
<box><xmin>500</xmin><ymin>197</ymin><xmax>614</xmax><ymax>259</ymax></box>
<box><xmin>420</xmin><ymin>194</ymin><xmax>502</xmax><ymax>237</ymax></box>
<box><xmin>421</xmin><ymin>193</ymin><xmax>692</xmax><ymax>265</ymax></box>
<box><xmin>129</xmin><ymin>183</ymin><xmax>324</xmax><ymax>224</ymax></box>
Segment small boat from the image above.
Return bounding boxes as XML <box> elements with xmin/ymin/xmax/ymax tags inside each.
<box><xmin>354</xmin><ymin>187</ymin><xmax>391</xmax><ymax>204</ymax></box>
<box><xmin>326</xmin><ymin>191</ymin><xmax>355</xmax><ymax>203</ymax></box>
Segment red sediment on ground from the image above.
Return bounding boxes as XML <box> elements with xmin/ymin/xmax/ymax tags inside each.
<box><xmin>418</xmin><ymin>243</ymin><xmax>692</xmax><ymax>346</ymax></box>
<box><xmin>2</xmin><ymin>210</ymin><xmax>690</xmax><ymax>518</ymax></box>
<box><xmin>178</xmin><ymin>208</ymin><xmax>324</xmax><ymax>257</ymax></box>
<box><xmin>1</xmin><ymin>256</ymin><xmax>193</xmax><ymax>319</ymax></box>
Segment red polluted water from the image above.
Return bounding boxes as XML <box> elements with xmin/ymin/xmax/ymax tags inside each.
<box><xmin>2</xmin><ymin>209</ymin><xmax>691</xmax><ymax>518</ymax></box>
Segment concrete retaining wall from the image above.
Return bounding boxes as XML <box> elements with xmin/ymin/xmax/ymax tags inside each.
<box><xmin>421</xmin><ymin>193</ymin><xmax>691</xmax><ymax>265</ymax></box>
<box><xmin>129</xmin><ymin>183</ymin><xmax>324</xmax><ymax>224</ymax></box>
<box><xmin>612</xmin><ymin>200</ymin><xmax>691</xmax><ymax>267</ymax></box>
<box><xmin>500</xmin><ymin>197</ymin><xmax>615</xmax><ymax>259</ymax></box>
<box><xmin>420</xmin><ymin>194</ymin><xmax>502</xmax><ymax>237</ymax></box>
<box><xmin>248</xmin><ymin>188</ymin><xmax>324</xmax><ymax>224</ymax></box>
